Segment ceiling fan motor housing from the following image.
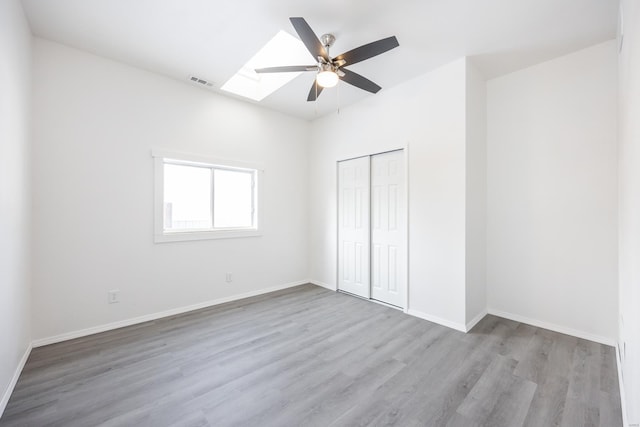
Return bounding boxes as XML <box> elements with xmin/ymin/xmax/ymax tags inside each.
<box><xmin>321</xmin><ymin>33</ymin><xmax>336</xmax><ymax>49</ymax></box>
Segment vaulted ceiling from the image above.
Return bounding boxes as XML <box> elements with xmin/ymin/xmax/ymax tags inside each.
<box><xmin>21</xmin><ymin>0</ymin><xmax>618</xmax><ymax>120</ymax></box>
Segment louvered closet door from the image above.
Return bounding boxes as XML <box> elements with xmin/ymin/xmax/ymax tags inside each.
<box><xmin>371</xmin><ymin>150</ymin><xmax>405</xmax><ymax>307</ymax></box>
<box><xmin>338</xmin><ymin>156</ymin><xmax>371</xmax><ymax>298</ymax></box>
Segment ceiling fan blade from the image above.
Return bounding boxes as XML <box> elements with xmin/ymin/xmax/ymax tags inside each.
<box><xmin>307</xmin><ymin>80</ymin><xmax>324</xmax><ymax>101</ymax></box>
<box><xmin>290</xmin><ymin>17</ymin><xmax>329</xmax><ymax>62</ymax></box>
<box><xmin>334</xmin><ymin>36</ymin><xmax>399</xmax><ymax>66</ymax></box>
<box><xmin>340</xmin><ymin>68</ymin><xmax>381</xmax><ymax>94</ymax></box>
<box><xmin>254</xmin><ymin>65</ymin><xmax>317</xmax><ymax>73</ymax></box>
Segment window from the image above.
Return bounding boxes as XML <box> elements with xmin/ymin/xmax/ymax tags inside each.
<box><xmin>153</xmin><ymin>150</ymin><xmax>261</xmax><ymax>242</ymax></box>
<box><xmin>220</xmin><ymin>30</ymin><xmax>312</xmax><ymax>101</ymax></box>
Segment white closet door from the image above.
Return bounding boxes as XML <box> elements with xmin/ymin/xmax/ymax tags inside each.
<box><xmin>371</xmin><ymin>150</ymin><xmax>406</xmax><ymax>307</ymax></box>
<box><xmin>338</xmin><ymin>156</ymin><xmax>371</xmax><ymax>298</ymax></box>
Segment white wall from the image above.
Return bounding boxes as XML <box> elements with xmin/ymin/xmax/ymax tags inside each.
<box><xmin>309</xmin><ymin>59</ymin><xmax>469</xmax><ymax>329</ymax></box>
<box><xmin>465</xmin><ymin>59</ymin><xmax>487</xmax><ymax>327</ymax></box>
<box><xmin>486</xmin><ymin>41</ymin><xmax>618</xmax><ymax>344</ymax></box>
<box><xmin>618</xmin><ymin>0</ymin><xmax>640</xmax><ymax>422</ymax></box>
<box><xmin>31</xmin><ymin>39</ymin><xmax>310</xmax><ymax>342</ymax></box>
<box><xmin>0</xmin><ymin>0</ymin><xmax>32</xmax><ymax>414</ymax></box>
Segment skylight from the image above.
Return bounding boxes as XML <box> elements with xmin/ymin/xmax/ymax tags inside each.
<box><xmin>221</xmin><ymin>31</ymin><xmax>313</xmax><ymax>101</ymax></box>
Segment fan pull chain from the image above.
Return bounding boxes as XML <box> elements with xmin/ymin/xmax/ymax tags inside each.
<box><xmin>314</xmin><ymin>82</ymin><xmax>318</xmax><ymax>116</ymax></box>
<box><xmin>336</xmin><ymin>80</ymin><xmax>341</xmax><ymax>115</ymax></box>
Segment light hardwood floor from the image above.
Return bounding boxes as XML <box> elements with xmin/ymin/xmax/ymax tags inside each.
<box><xmin>1</xmin><ymin>284</ymin><xmax>622</xmax><ymax>426</ymax></box>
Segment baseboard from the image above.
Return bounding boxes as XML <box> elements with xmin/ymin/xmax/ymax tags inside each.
<box><xmin>310</xmin><ymin>280</ymin><xmax>336</xmax><ymax>291</ymax></box>
<box><xmin>32</xmin><ymin>280</ymin><xmax>309</xmax><ymax>348</ymax></box>
<box><xmin>1</xmin><ymin>343</ymin><xmax>32</xmax><ymax>418</ymax></box>
<box><xmin>465</xmin><ymin>309</ymin><xmax>488</xmax><ymax>332</ymax></box>
<box><xmin>406</xmin><ymin>308</ymin><xmax>467</xmax><ymax>333</ymax></box>
<box><xmin>405</xmin><ymin>308</ymin><xmax>485</xmax><ymax>334</ymax></box>
<box><xmin>616</xmin><ymin>343</ymin><xmax>630</xmax><ymax>427</ymax></box>
<box><xmin>487</xmin><ymin>308</ymin><xmax>615</xmax><ymax>346</ymax></box>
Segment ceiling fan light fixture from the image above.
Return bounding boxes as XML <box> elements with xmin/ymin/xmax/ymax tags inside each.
<box><xmin>316</xmin><ymin>68</ymin><xmax>339</xmax><ymax>88</ymax></box>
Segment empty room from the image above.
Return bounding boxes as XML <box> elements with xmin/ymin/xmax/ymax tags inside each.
<box><xmin>1</xmin><ymin>0</ymin><xmax>639</xmax><ymax>425</ymax></box>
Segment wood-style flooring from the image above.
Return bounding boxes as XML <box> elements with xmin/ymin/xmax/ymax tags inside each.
<box><xmin>0</xmin><ymin>284</ymin><xmax>622</xmax><ymax>426</ymax></box>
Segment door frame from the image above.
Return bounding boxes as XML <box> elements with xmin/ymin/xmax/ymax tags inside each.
<box><xmin>336</xmin><ymin>145</ymin><xmax>410</xmax><ymax>311</ymax></box>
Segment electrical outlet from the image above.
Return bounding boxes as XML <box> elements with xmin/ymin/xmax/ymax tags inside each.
<box><xmin>225</xmin><ymin>272</ymin><xmax>233</xmax><ymax>283</ymax></box>
<box><xmin>108</xmin><ymin>289</ymin><xmax>120</xmax><ymax>304</ymax></box>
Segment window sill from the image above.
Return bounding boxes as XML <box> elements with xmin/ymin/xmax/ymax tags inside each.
<box><xmin>154</xmin><ymin>229</ymin><xmax>262</xmax><ymax>243</ymax></box>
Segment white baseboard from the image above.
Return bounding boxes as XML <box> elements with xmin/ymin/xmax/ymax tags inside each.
<box><xmin>405</xmin><ymin>308</ymin><xmax>485</xmax><ymax>333</ymax></box>
<box><xmin>1</xmin><ymin>343</ymin><xmax>32</xmax><ymax>418</ymax></box>
<box><xmin>465</xmin><ymin>309</ymin><xmax>488</xmax><ymax>332</ymax></box>
<box><xmin>310</xmin><ymin>280</ymin><xmax>336</xmax><ymax>291</ymax></box>
<box><xmin>406</xmin><ymin>308</ymin><xmax>467</xmax><ymax>332</ymax></box>
<box><xmin>616</xmin><ymin>343</ymin><xmax>630</xmax><ymax>427</ymax></box>
<box><xmin>487</xmin><ymin>308</ymin><xmax>615</xmax><ymax>346</ymax></box>
<box><xmin>614</xmin><ymin>343</ymin><xmax>630</xmax><ymax>426</ymax></box>
<box><xmin>32</xmin><ymin>280</ymin><xmax>309</xmax><ymax>348</ymax></box>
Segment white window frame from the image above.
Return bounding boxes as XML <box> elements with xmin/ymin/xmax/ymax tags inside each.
<box><xmin>152</xmin><ymin>149</ymin><xmax>263</xmax><ymax>243</ymax></box>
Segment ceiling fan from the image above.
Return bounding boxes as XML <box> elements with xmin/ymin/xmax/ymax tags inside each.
<box><xmin>255</xmin><ymin>17</ymin><xmax>399</xmax><ymax>101</ymax></box>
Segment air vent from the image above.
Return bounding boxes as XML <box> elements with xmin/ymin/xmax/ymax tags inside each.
<box><xmin>189</xmin><ymin>76</ymin><xmax>214</xmax><ymax>87</ymax></box>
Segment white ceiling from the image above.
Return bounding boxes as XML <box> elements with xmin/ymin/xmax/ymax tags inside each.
<box><xmin>21</xmin><ymin>0</ymin><xmax>618</xmax><ymax>120</ymax></box>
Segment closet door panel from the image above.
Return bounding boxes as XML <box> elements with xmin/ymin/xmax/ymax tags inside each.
<box><xmin>371</xmin><ymin>151</ymin><xmax>405</xmax><ymax>307</ymax></box>
<box><xmin>338</xmin><ymin>157</ymin><xmax>371</xmax><ymax>298</ymax></box>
